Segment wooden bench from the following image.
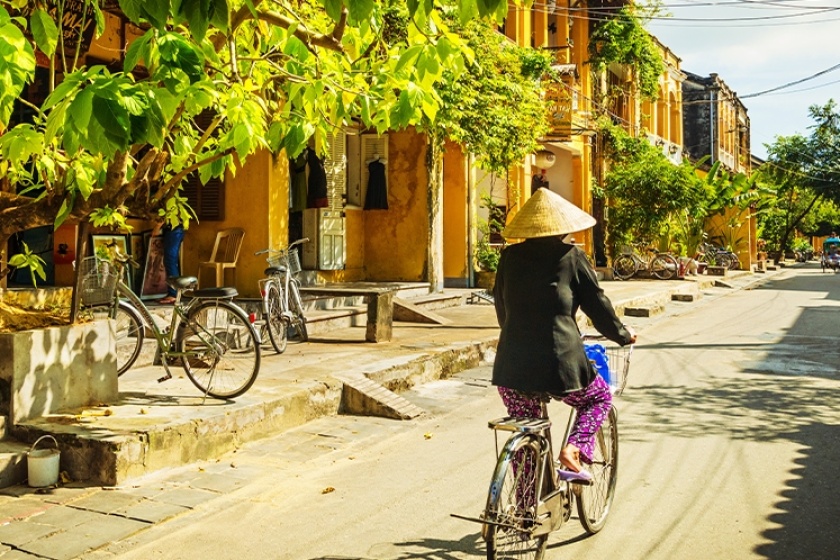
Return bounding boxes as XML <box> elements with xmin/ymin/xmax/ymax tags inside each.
<box><xmin>298</xmin><ymin>286</ymin><xmax>397</xmax><ymax>342</ymax></box>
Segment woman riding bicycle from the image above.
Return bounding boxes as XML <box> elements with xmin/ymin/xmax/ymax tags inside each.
<box><xmin>492</xmin><ymin>188</ymin><xmax>636</xmax><ymax>481</ymax></box>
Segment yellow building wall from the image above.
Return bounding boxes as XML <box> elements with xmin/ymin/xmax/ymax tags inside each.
<box><xmin>363</xmin><ymin>129</ymin><xmax>430</xmax><ymax>281</ymax></box>
<box><xmin>443</xmin><ymin>141</ymin><xmax>470</xmax><ymax>281</ymax></box>
<box><xmin>183</xmin><ymin>149</ymin><xmax>288</xmax><ymax>298</ymax></box>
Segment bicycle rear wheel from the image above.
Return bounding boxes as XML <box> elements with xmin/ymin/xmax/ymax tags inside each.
<box><xmin>178</xmin><ymin>300</ymin><xmax>261</xmax><ymax>399</ymax></box>
<box><xmin>485</xmin><ymin>436</ymin><xmax>548</xmax><ymax>560</ymax></box>
<box><xmin>728</xmin><ymin>253</ymin><xmax>741</xmax><ymax>270</ymax></box>
<box><xmin>576</xmin><ymin>405</ymin><xmax>619</xmax><ymax>534</ymax></box>
<box><xmin>89</xmin><ymin>300</ymin><xmax>144</xmax><ymax>376</ymax></box>
<box><xmin>650</xmin><ymin>254</ymin><xmax>677</xmax><ymax>280</ymax></box>
<box><xmin>265</xmin><ymin>282</ymin><xmax>288</xmax><ymax>354</ymax></box>
<box><xmin>613</xmin><ymin>255</ymin><xmax>637</xmax><ymax>280</ymax></box>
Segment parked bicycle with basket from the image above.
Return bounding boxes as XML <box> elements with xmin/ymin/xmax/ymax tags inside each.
<box><xmin>77</xmin><ymin>246</ymin><xmax>261</xmax><ymax>398</ymax></box>
<box><xmin>255</xmin><ymin>238</ymin><xmax>310</xmax><ymax>353</ymax></box>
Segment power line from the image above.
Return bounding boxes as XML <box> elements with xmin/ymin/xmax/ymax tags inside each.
<box><xmin>740</xmin><ymin>62</ymin><xmax>840</xmax><ymax>98</ymax></box>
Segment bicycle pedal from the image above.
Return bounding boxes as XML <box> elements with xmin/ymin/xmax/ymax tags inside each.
<box><xmin>157</xmin><ymin>373</ymin><xmax>172</xmax><ymax>383</ymax></box>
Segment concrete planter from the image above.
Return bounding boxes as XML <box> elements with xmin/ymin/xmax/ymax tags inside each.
<box><xmin>706</xmin><ymin>265</ymin><xmax>728</xmax><ymax>277</ymax></box>
<box><xmin>0</xmin><ymin>319</ymin><xmax>117</xmax><ymax>424</ymax></box>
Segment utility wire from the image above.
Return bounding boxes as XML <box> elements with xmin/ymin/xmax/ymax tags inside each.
<box><xmin>740</xmin><ymin>62</ymin><xmax>840</xmax><ymax>98</ymax></box>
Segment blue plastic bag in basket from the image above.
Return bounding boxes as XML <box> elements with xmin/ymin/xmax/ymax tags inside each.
<box><xmin>584</xmin><ymin>343</ymin><xmax>610</xmax><ymax>386</ymax></box>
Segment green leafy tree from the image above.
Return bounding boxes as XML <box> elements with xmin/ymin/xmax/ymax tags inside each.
<box><xmin>757</xmin><ymin>100</ymin><xmax>840</xmax><ymax>258</ymax></box>
<box><xmin>588</xmin><ymin>3</ymin><xmax>665</xmax><ymax>101</ymax></box>
<box><xmin>600</xmin><ymin>121</ymin><xmax>708</xmax><ymax>251</ymax></box>
<box><xmin>0</xmin><ymin>0</ymin><xmax>523</xmax><ymax>284</ymax></box>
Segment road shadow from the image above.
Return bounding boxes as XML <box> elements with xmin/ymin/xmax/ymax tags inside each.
<box><xmin>755</xmin><ymin>423</ymin><xmax>840</xmax><ymax>559</ymax></box>
<box><xmin>308</xmin><ymin>532</ymin><xmax>485</xmax><ymax>559</ymax></box>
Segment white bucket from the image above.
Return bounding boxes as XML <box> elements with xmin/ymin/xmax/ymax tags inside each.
<box><xmin>27</xmin><ymin>435</ymin><xmax>60</xmax><ymax>488</ymax></box>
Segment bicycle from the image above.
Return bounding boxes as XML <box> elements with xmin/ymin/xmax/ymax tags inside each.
<box><xmin>613</xmin><ymin>245</ymin><xmax>678</xmax><ymax>280</ymax></box>
<box><xmin>695</xmin><ymin>242</ymin><xmax>740</xmax><ymax>271</ymax></box>
<box><xmin>77</xmin><ymin>249</ymin><xmax>261</xmax><ymax>399</ymax></box>
<box><xmin>458</xmin><ymin>336</ymin><xmax>632</xmax><ymax>559</ymax></box>
<box><xmin>255</xmin><ymin>238</ymin><xmax>309</xmax><ymax>353</ymax></box>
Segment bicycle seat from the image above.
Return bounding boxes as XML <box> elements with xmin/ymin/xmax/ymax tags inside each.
<box><xmin>191</xmin><ymin>286</ymin><xmax>239</xmax><ymax>299</ymax></box>
<box><xmin>264</xmin><ymin>266</ymin><xmax>288</xmax><ymax>276</ymax></box>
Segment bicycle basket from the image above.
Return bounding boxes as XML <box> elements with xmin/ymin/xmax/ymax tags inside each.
<box><xmin>267</xmin><ymin>248</ymin><xmax>302</xmax><ymax>274</ymax></box>
<box><xmin>78</xmin><ymin>256</ymin><xmax>119</xmax><ymax>306</ymax></box>
<box><xmin>583</xmin><ymin>338</ymin><xmax>633</xmax><ymax>396</ymax></box>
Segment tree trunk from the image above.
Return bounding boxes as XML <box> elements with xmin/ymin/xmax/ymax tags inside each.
<box><xmin>69</xmin><ymin>222</ymin><xmax>90</xmax><ymax>324</ymax></box>
<box><xmin>0</xmin><ymin>233</ymin><xmax>8</xmax><ymax>289</ymax></box>
<box><xmin>776</xmin><ymin>193</ymin><xmax>821</xmax><ymax>264</ymax></box>
<box><xmin>426</xmin><ymin>133</ymin><xmax>444</xmax><ymax>293</ymax></box>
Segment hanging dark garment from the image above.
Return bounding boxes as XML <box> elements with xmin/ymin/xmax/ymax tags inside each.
<box><xmin>531</xmin><ymin>174</ymin><xmax>549</xmax><ymax>195</ymax></box>
<box><xmin>289</xmin><ymin>152</ymin><xmax>308</xmax><ymax>213</ymax></box>
<box><xmin>364</xmin><ymin>159</ymin><xmax>389</xmax><ymax>210</ymax></box>
<box><xmin>306</xmin><ymin>149</ymin><xmax>328</xmax><ymax>208</ymax></box>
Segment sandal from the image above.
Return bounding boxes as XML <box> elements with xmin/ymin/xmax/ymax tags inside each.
<box><xmin>157</xmin><ymin>296</ymin><xmax>176</xmax><ymax>305</ymax></box>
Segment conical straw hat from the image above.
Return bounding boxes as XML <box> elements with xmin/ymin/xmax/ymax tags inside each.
<box><xmin>502</xmin><ymin>188</ymin><xmax>596</xmax><ymax>239</ymax></box>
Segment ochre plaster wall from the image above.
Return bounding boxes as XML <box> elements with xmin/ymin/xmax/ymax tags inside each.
<box><xmin>443</xmin><ymin>141</ymin><xmax>470</xmax><ymax>282</ymax></box>
<box><xmin>363</xmin><ymin>129</ymin><xmax>429</xmax><ymax>281</ymax></box>
<box><xmin>183</xmin><ymin>150</ymin><xmax>288</xmax><ymax>298</ymax></box>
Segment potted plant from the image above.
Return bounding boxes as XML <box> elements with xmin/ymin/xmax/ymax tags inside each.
<box><xmin>474</xmin><ymin>195</ymin><xmax>504</xmax><ymax>289</ymax></box>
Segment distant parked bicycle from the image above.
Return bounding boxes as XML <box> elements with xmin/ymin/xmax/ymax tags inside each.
<box><xmin>78</xmin><ymin>247</ymin><xmax>261</xmax><ymax>399</ymax></box>
<box><xmin>613</xmin><ymin>244</ymin><xmax>678</xmax><ymax>280</ymax></box>
<box><xmin>695</xmin><ymin>243</ymin><xmax>741</xmax><ymax>270</ymax></box>
<box><xmin>255</xmin><ymin>238</ymin><xmax>309</xmax><ymax>353</ymax></box>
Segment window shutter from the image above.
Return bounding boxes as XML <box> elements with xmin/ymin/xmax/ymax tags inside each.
<box><xmin>183</xmin><ymin>110</ymin><xmax>225</xmax><ymax>221</ymax></box>
<box><xmin>325</xmin><ymin>130</ymin><xmax>347</xmax><ymax>210</ymax></box>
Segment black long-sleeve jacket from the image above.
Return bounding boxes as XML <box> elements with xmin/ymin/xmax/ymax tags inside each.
<box><xmin>492</xmin><ymin>236</ymin><xmax>632</xmax><ymax>395</ymax></box>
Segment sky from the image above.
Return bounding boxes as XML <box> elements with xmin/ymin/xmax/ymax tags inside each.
<box><xmin>646</xmin><ymin>0</ymin><xmax>840</xmax><ymax>160</ymax></box>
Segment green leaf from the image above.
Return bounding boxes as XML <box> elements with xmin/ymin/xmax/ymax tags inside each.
<box><xmin>54</xmin><ymin>194</ymin><xmax>75</xmax><ymax>229</ymax></box>
<box><xmin>124</xmin><ymin>31</ymin><xmax>151</xmax><ymax>72</ymax></box>
<box><xmin>183</xmin><ymin>0</ymin><xmax>211</xmax><ymax>41</ymax></box>
<box><xmin>209</xmin><ymin>0</ymin><xmax>230</xmax><ymax>32</ymax></box>
<box><xmin>346</xmin><ymin>0</ymin><xmax>374</xmax><ymax>22</ymax></box>
<box><xmin>142</xmin><ymin>0</ymin><xmax>171</xmax><ymax>29</ymax></box>
<box><xmin>30</xmin><ymin>8</ymin><xmax>58</xmax><ymax>57</ymax></box>
<box><xmin>68</xmin><ymin>88</ymin><xmax>94</xmax><ymax>131</ymax></box>
<box><xmin>0</xmin><ymin>124</ymin><xmax>44</xmax><ymax>161</ymax></box>
<box><xmin>324</xmin><ymin>0</ymin><xmax>342</xmax><ymax>21</ymax></box>
<box><xmin>395</xmin><ymin>45</ymin><xmax>423</xmax><ymax>74</ymax></box>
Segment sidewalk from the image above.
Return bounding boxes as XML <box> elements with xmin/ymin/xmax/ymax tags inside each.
<box><xmin>0</xmin><ymin>267</ymin><xmax>783</xmax><ymax>559</ymax></box>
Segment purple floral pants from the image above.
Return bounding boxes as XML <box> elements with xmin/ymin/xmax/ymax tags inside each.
<box><xmin>498</xmin><ymin>375</ymin><xmax>612</xmax><ymax>464</ymax></box>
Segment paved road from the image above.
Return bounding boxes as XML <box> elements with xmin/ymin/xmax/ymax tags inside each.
<box><xmin>67</xmin><ymin>264</ymin><xmax>840</xmax><ymax>558</ymax></box>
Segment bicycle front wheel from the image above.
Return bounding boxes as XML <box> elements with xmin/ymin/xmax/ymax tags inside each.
<box><xmin>89</xmin><ymin>300</ymin><xmax>145</xmax><ymax>376</ymax></box>
<box><xmin>177</xmin><ymin>300</ymin><xmax>261</xmax><ymax>399</ymax></box>
<box><xmin>728</xmin><ymin>253</ymin><xmax>741</xmax><ymax>270</ymax></box>
<box><xmin>485</xmin><ymin>436</ymin><xmax>548</xmax><ymax>560</ymax></box>
<box><xmin>288</xmin><ymin>281</ymin><xmax>308</xmax><ymax>342</ymax></box>
<box><xmin>613</xmin><ymin>255</ymin><xmax>637</xmax><ymax>280</ymax></box>
<box><xmin>576</xmin><ymin>405</ymin><xmax>619</xmax><ymax>534</ymax></box>
<box><xmin>650</xmin><ymin>254</ymin><xmax>677</xmax><ymax>280</ymax></box>
<box><xmin>265</xmin><ymin>283</ymin><xmax>288</xmax><ymax>354</ymax></box>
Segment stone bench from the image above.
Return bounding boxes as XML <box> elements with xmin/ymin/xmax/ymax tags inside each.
<box><xmin>298</xmin><ymin>286</ymin><xmax>397</xmax><ymax>342</ymax></box>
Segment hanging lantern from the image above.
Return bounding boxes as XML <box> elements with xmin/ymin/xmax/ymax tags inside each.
<box><xmin>534</xmin><ymin>149</ymin><xmax>556</xmax><ymax>169</ymax></box>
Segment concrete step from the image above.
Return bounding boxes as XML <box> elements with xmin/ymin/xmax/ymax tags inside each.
<box><xmin>0</xmin><ymin>438</ymin><xmax>29</xmax><ymax>489</ymax></box>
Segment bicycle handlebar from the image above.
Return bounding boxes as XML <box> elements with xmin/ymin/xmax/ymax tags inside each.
<box><xmin>255</xmin><ymin>237</ymin><xmax>310</xmax><ymax>256</ymax></box>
